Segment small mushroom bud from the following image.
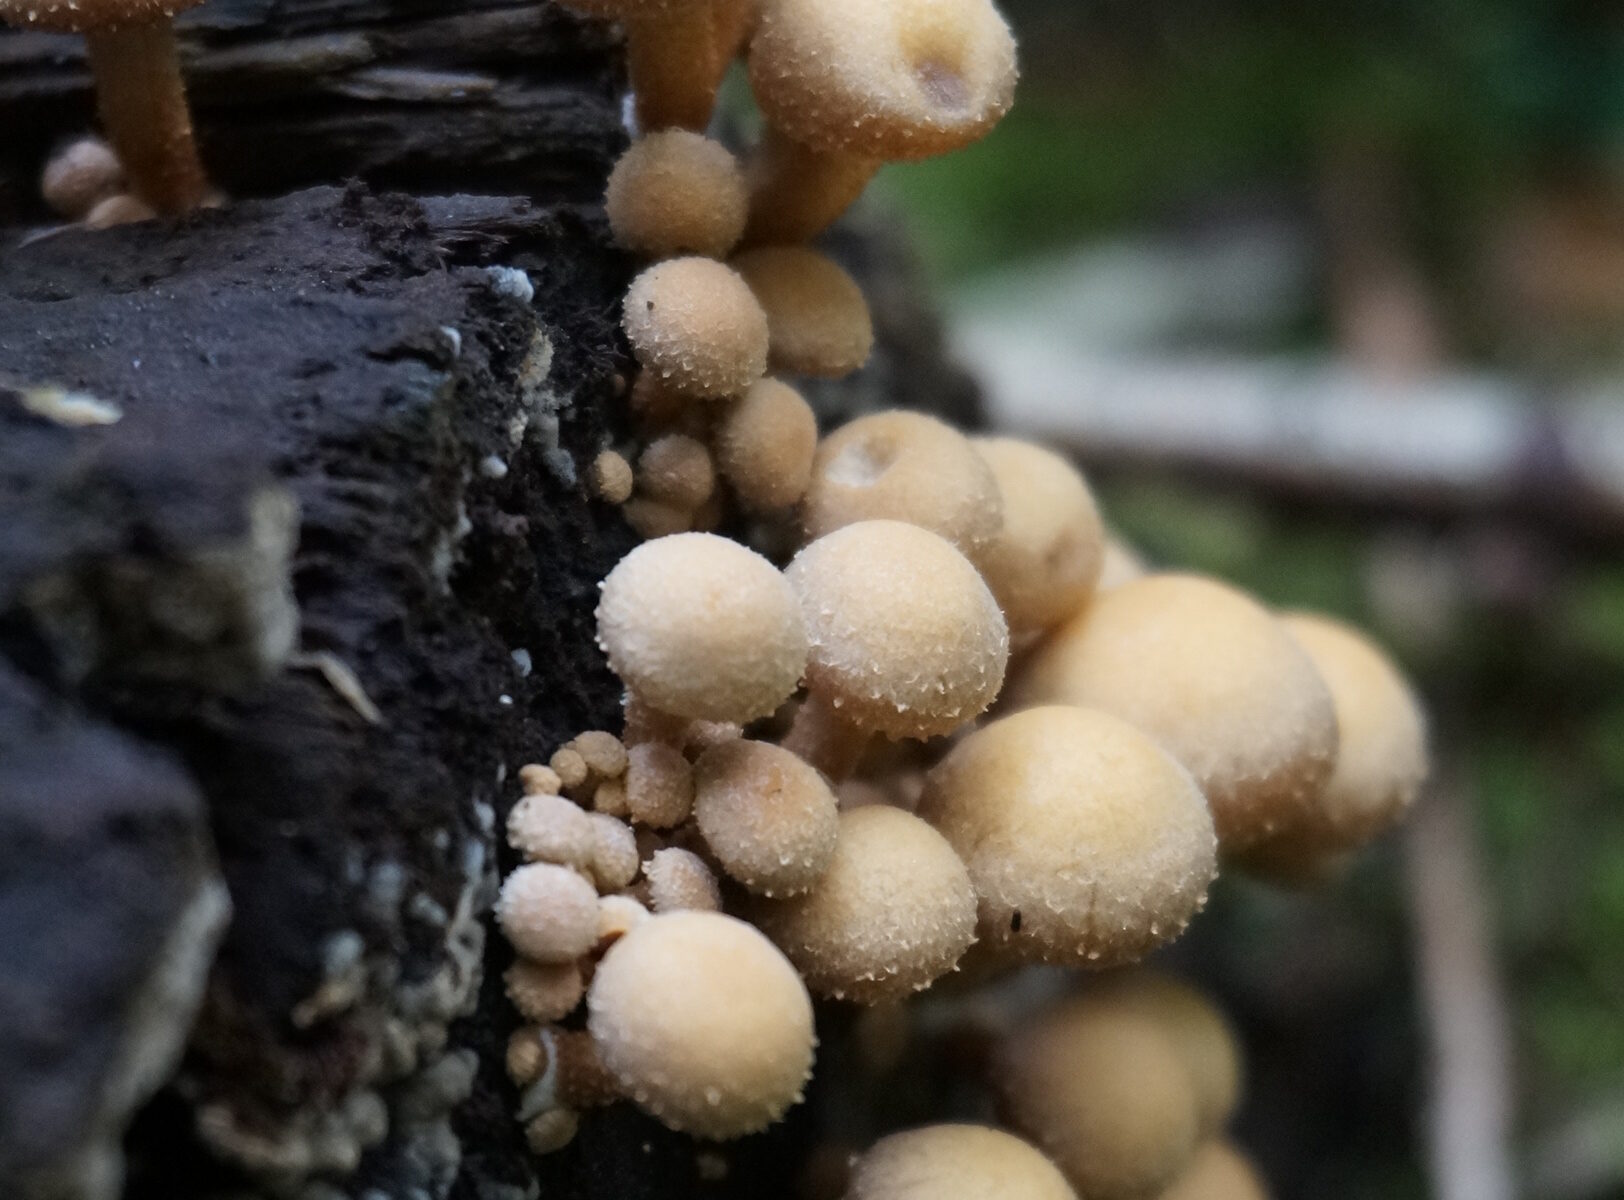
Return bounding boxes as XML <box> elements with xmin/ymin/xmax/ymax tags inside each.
<box><xmin>587</xmin><ymin>911</ymin><xmax>816</xmax><ymax>1138</ymax></box>
<box><xmin>693</xmin><ymin>739</ymin><xmax>839</xmax><ymax>897</ymax></box>
<box><xmin>507</xmin><ymin>792</ymin><xmax>596</xmax><ymax>869</ymax></box>
<box><xmin>550</xmin><ymin>747</ymin><xmax>591</xmax><ymax>792</ymax></box>
<box><xmin>498</xmin><ymin>863</ymin><xmax>600</xmax><ymax>964</ymax></box>
<box><xmin>714</xmin><ymin>378</ymin><xmax>819</xmax><ymax>513</ymax></box>
<box><xmin>644</xmin><ymin>847</ymin><xmax>723</xmax><ymax>912</ymax></box>
<box><xmin>638</xmin><ymin>434</ymin><xmax>717</xmax><ymax>512</ymax></box>
<box><xmin>918</xmin><ymin>706</ymin><xmax>1217</xmax><ymax>968</ymax></box>
<box><xmin>1159</xmin><ymin>1141</ymin><xmax>1271</xmax><ymax>1200</ymax></box>
<box><xmin>606</xmin><ymin>131</ymin><xmax>748</xmax><ymax>259</ymax></box>
<box><xmin>571</xmin><ymin>730</ymin><xmax>630</xmax><ymax>780</ymax></box>
<box><xmin>597</xmin><ymin>893</ymin><xmax>650</xmax><ymax>946</ymax></box>
<box><xmin>993</xmin><ymin>1000</ymin><xmax>1203</xmax><ymax>1200</ymax></box>
<box><xmin>41</xmin><ymin>136</ymin><xmax>125</xmax><ymax>218</ymax></box>
<box><xmin>1010</xmin><ymin>575</ymin><xmax>1339</xmax><ymax>855</ymax></box>
<box><xmin>801</xmin><ymin>411</ymin><xmax>1005</xmax><ymax>561</ymax></box>
<box><xmin>751</xmin><ymin>806</ymin><xmax>976</xmax><ymax>1003</ymax></box>
<box><xmin>519</xmin><ymin>763</ymin><xmax>564</xmax><ymax>796</ymax></box>
<box><xmin>732</xmin><ymin>247</ymin><xmax>874</xmax><ymax>378</ymax></box>
<box><xmin>592</xmin><ymin>449</ymin><xmax>636</xmax><ymax>504</ymax></box>
<box><xmin>624</xmin><ymin>258</ymin><xmax>769</xmax><ymax>400</ymax></box>
<box><xmin>505</xmin><ymin>960</ymin><xmax>587</xmax><ymax>1024</ymax></box>
<box><xmin>587</xmin><ymin>813</ymin><xmax>641</xmax><ymax>892</ymax></box>
<box><xmin>971</xmin><ymin>437</ymin><xmax>1105</xmax><ymax>641</ymax></box>
<box><xmin>597</xmin><ymin>533</ymin><xmax>808</xmax><ymax>725</ymax></box>
<box><xmin>846</xmin><ymin>1124</ymin><xmax>1078</xmax><ymax>1200</ymax></box>
<box><xmin>623</xmin><ymin>497</ymin><xmax>694</xmax><ymax>540</ymax></box>
<box><xmin>524</xmin><ymin>1107</ymin><xmax>579</xmax><ymax>1155</ymax></box>
<box><xmin>507</xmin><ymin>1024</ymin><xmax>550</xmax><ymax>1085</ymax></box>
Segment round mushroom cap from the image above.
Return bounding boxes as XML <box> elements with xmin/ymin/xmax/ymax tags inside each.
<box><xmin>587</xmin><ymin>911</ymin><xmax>815</xmax><ymax>1139</ymax></box>
<box><xmin>693</xmin><ymin>739</ymin><xmax>839</xmax><ymax>896</ymax></box>
<box><xmin>606</xmin><ymin>131</ymin><xmax>748</xmax><ymax>259</ymax></box>
<box><xmin>497</xmin><ymin>863</ymin><xmax>601</xmax><ymax>964</ymax></box>
<box><xmin>971</xmin><ymin>437</ymin><xmax>1105</xmax><ymax>637</ymax></box>
<box><xmin>748</xmin><ymin>0</ymin><xmax>1018</xmax><ymax>161</ymax></box>
<box><xmin>1098</xmin><ymin>534</ymin><xmax>1148</xmax><ymax>589</ymax></box>
<box><xmin>785</xmin><ymin>520</ymin><xmax>1008</xmax><ymax>740</ymax></box>
<box><xmin>714</xmin><ymin>377</ymin><xmax>819</xmax><ymax>512</ymax></box>
<box><xmin>0</xmin><ymin>0</ymin><xmax>204</xmax><ymax>31</ymax></box>
<box><xmin>41</xmin><ymin>138</ymin><xmax>124</xmax><ymax>218</ymax></box>
<box><xmin>597</xmin><ymin>533</ymin><xmax>808</xmax><ymax>724</ymax></box>
<box><xmin>993</xmin><ymin>1001</ymin><xmax>1202</xmax><ymax>1200</ymax></box>
<box><xmin>732</xmin><ymin>246</ymin><xmax>874</xmax><ymax>378</ymax></box>
<box><xmin>1009</xmin><ymin>575</ymin><xmax>1339</xmax><ymax>854</ymax></box>
<box><xmin>918</xmin><ymin>706</ymin><xmax>1216</xmax><ymax>968</ymax></box>
<box><xmin>750</xmin><ymin>805</ymin><xmax>976</xmax><ymax>1003</ymax></box>
<box><xmin>1159</xmin><ymin>1142</ymin><xmax>1270</xmax><ymax>1200</ymax></box>
<box><xmin>1089</xmin><ymin>972</ymin><xmax>1243</xmax><ymax>1137</ymax></box>
<box><xmin>801</xmin><ymin>411</ymin><xmax>1004</xmax><ymax>561</ymax></box>
<box><xmin>847</xmin><ymin>1124</ymin><xmax>1078</xmax><ymax>1200</ymax></box>
<box><xmin>623</xmin><ymin>258</ymin><xmax>769</xmax><ymax>399</ymax></box>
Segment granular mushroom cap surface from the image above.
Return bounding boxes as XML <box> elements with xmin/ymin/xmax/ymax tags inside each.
<box><xmin>847</xmin><ymin>1124</ymin><xmax>1078</xmax><ymax>1200</ymax></box>
<box><xmin>918</xmin><ymin>705</ymin><xmax>1217</xmax><ymax>967</ymax></box>
<box><xmin>0</xmin><ymin>0</ymin><xmax>203</xmax><ymax>30</ymax></box>
<box><xmin>586</xmin><ymin>911</ymin><xmax>816</xmax><ymax>1139</ymax></box>
<box><xmin>623</xmin><ymin>258</ymin><xmax>769</xmax><ymax>400</ymax></box>
<box><xmin>693</xmin><ymin>738</ymin><xmax>839</xmax><ymax>896</ymax></box>
<box><xmin>732</xmin><ymin>246</ymin><xmax>875</xmax><ymax>378</ymax></box>
<box><xmin>714</xmin><ymin>378</ymin><xmax>819</xmax><ymax>512</ymax></box>
<box><xmin>497</xmin><ymin>863</ymin><xmax>601</xmax><ymax>964</ymax></box>
<box><xmin>606</xmin><ymin>130</ymin><xmax>748</xmax><ymax>259</ymax></box>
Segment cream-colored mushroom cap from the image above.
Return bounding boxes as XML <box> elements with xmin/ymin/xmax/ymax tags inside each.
<box><xmin>918</xmin><ymin>706</ymin><xmax>1216</xmax><ymax>967</ymax></box>
<box><xmin>785</xmin><ymin>520</ymin><xmax>1008</xmax><ymax>740</ymax></box>
<box><xmin>1098</xmin><ymin>534</ymin><xmax>1148</xmax><ymax>589</ymax></box>
<box><xmin>1159</xmin><ymin>1142</ymin><xmax>1270</xmax><ymax>1200</ymax></box>
<box><xmin>1009</xmin><ymin>575</ymin><xmax>1338</xmax><ymax>853</ymax></box>
<box><xmin>0</xmin><ymin>0</ymin><xmax>202</xmax><ymax>30</ymax></box>
<box><xmin>994</xmin><ymin>1001</ymin><xmax>1202</xmax><ymax>1200</ymax></box>
<box><xmin>623</xmin><ymin>258</ymin><xmax>769</xmax><ymax>399</ymax></box>
<box><xmin>497</xmin><ymin>863</ymin><xmax>600</xmax><ymax>964</ymax></box>
<box><xmin>749</xmin><ymin>0</ymin><xmax>1018</xmax><ymax>161</ymax></box>
<box><xmin>847</xmin><ymin>1124</ymin><xmax>1078</xmax><ymax>1200</ymax></box>
<box><xmin>693</xmin><ymin>739</ymin><xmax>839</xmax><ymax>896</ymax></box>
<box><xmin>732</xmin><ymin>246</ymin><xmax>874</xmax><ymax>378</ymax></box>
<box><xmin>802</xmin><ymin>411</ymin><xmax>1004</xmax><ymax>560</ymax></box>
<box><xmin>587</xmin><ymin>911</ymin><xmax>815</xmax><ymax>1139</ymax></box>
<box><xmin>714</xmin><ymin>378</ymin><xmax>819</xmax><ymax>512</ymax></box>
<box><xmin>751</xmin><ymin>805</ymin><xmax>976</xmax><ymax>1002</ymax></box>
<box><xmin>597</xmin><ymin>533</ymin><xmax>807</xmax><ymax>724</ymax></box>
<box><xmin>971</xmin><ymin>437</ymin><xmax>1105</xmax><ymax>637</ymax></box>
<box><xmin>606</xmin><ymin>131</ymin><xmax>747</xmax><ymax>259</ymax></box>
<box><xmin>1090</xmin><ymin>972</ymin><xmax>1243</xmax><ymax>1137</ymax></box>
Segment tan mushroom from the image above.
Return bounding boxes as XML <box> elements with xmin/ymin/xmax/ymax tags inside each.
<box><xmin>1159</xmin><ymin>1142</ymin><xmax>1271</xmax><ymax>1200</ymax></box>
<box><xmin>637</xmin><ymin>433</ymin><xmax>717</xmax><ymax>513</ymax></box>
<box><xmin>713</xmin><ymin>378</ymin><xmax>820</xmax><ymax>512</ymax></box>
<box><xmin>643</xmin><ymin>846</ymin><xmax>723</xmax><ymax>912</ymax></box>
<box><xmin>624</xmin><ymin>740</ymin><xmax>696</xmax><ymax>828</ymax></box>
<box><xmin>606</xmin><ymin>131</ymin><xmax>748</xmax><ymax>259</ymax></box>
<box><xmin>692</xmin><ymin>738</ymin><xmax>839</xmax><ymax>896</ymax></box>
<box><xmin>505</xmin><ymin>960</ymin><xmax>587</xmax><ymax>1024</ymax></box>
<box><xmin>623</xmin><ymin>258</ymin><xmax>770</xmax><ymax>400</ymax></box>
<box><xmin>1098</xmin><ymin>533</ymin><xmax>1149</xmax><ymax>589</ymax></box>
<box><xmin>557</xmin><ymin>0</ymin><xmax>733</xmax><ymax>131</ymax></box>
<box><xmin>497</xmin><ymin>863</ymin><xmax>601</xmax><ymax>964</ymax></box>
<box><xmin>846</xmin><ymin>1124</ymin><xmax>1077</xmax><ymax>1200</ymax></box>
<box><xmin>732</xmin><ymin>247</ymin><xmax>874</xmax><ymax>378</ymax></box>
<box><xmin>506</xmin><ymin>792</ymin><xmax>596</xmax><ymax>870</ymax></box>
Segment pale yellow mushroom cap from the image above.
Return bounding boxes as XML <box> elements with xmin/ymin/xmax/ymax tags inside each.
<box><xmin>714</xmin><ymin>378</ymin><xmax>819</xmax><ymax>512</ymax></box>
<box><xmin>506</xmin><ymin>792</ymin><xmax>596</xmax><ymax>870</ymax></box>
<box><xmin>1009</xmin><ymin>575</ymin><xmax>1339</xmax><ymax>854</ymax></box>
<box><xmin>748</xmin><ymin>0</ymin><xmax>1018</xmax><ymax>161</ymax></box>
<box><xmin>0</xmin><ymin>0</ymin><xmax>203</xmax><ymax>31</ymax></box>
<box><xmin>847</xmin><ymin>1124</ymin><xmax>1078</xmax><ymax>1200</ymax></box>
<box><xmin>606</xmin><ymin>131</ymin><xmax>748</xmax><ymax>260</ymax></box>
<box><xmin>917</xmin><ymin>706</ymin><xmax>1216</xmax><ymax>968</ymax></box>
<box><xmin>1098</xmin><ymin>534</ymin><xmax>1148</xmax><ymax>589</ymax></box>
<box><xmin>587</xmin><ymin>911</ymin><xmax>815</xmax><ymax>1139</ymax></box>
<box><xmin>785</xmin><ymin>520</ymin><xmax>1008</xmax><ymax>740</ymax></box>
<box><xmin>993</xmin><ymin>1001</ymin><xmax>1202</xmax><ymax>1200</ymax></box>
<box><xmin>1089</xmin><ymin>972</ymin><xmax>1243</xmax><ymax>1138</ymax></box>
<box><xmin>732</xmin><ymin>247</ymin><xmax>875</xmax><ymax>378</ymax></box>
<box><xmin>802</xmin><ymin>411</ymin><xmax>1004</xmax><ymax>560</ymax></box>
<box><xmin>623</xmin><ymin>258</ymin><xmax>769</xmax><ymax>399</ymax></box>
<box><xmin>693</xmin><ymin>738</ymin><xmax>839</xmax><ymax>897</ymax></box>
<box><xmin>751</xmin><ymin>805</ymin><xmax>976</xmax><ymax>1003</ymax></box>
<box><xmin>971</xmin><ymin>437</ymin><xmax>1105</xmax><ymax>638</ymax></box>
<box><xmin>597</xmin><ymin>533</ymin><xmax>808</xmax><ymax>724</ymax></box>
<box><xmin>497</xmin><ymin>863</ymin><xmax>601</xmax><ymax>963</ymax></box>
<box><xmin>1159</xmin><ymin>1142</ymin><xmax>1270</xmax><ymax>1200</ymax></box>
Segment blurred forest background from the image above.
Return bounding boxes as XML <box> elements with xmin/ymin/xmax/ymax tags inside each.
<box><xmin>854</xmin><ymin>2</ymin><xmax>1621</xmax><ymax>1198</ymax></box>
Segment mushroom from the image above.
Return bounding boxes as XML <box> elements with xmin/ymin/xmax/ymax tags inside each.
<box><xmin>732</xmin><ymin>247</ymin><xmax>874</xmax><ymax>378</ymax></box>
<box><xmin>624</xmin><ymin>740</ymin><xmax>696</xmax><ymax>828</ymax></box>
<box><xmin>83</xmin><ymin>193</ymin><xmax>157</xmax><ymax>229</ymax></box>
<box><xmin>750</xmin><ymin>805</ymin><xmax>977</xmax><ymax>1002</ymax></box>
<box><xmin>505</xmin><ymin>960</ymin><xmax>587</xmax><ymax>1024</ymax></box>
<box><xmin>41</xmin><ymin>136</ymin><xmax>125</xmax><ymax>218</ymax></box>
<box><xmin>781</xmin><ymin>520</ymin><xmax>1009</xmax><ymax>777</ymax></box>
<box><xmin>1008</xmin><ymin>575</ymin><xmax>1339</xmax><ymax>855</ymax></box>
<box><xmin>1159</xmin><ymin>1142</ymin><xmax>1271</xmax><ymax>1200</ymax></box>
<box><xmin>637</xmin><ymin>433</ymin><xmax>717</xmax><ymax>513</ymax></box>
<box><xmin>713</xmin><ymin>377</ymin><xmax>819</xmax><ymax>512</ymax></box>
<box><xmin>591</xmin><ymin>449</ymin><xmax>636</xmax><ymax>504</ymax></box>
<box><xmin>606</xmin><ymin>131</ymin><xmax>748</xmax><ymax>259</ymax></box>
<box><xmin>643</xmin><ymin>846</ymin><xmax>723</xmax><ymax>912</ymax></box>
<box><xmin>587</xmin><ymin>813</ymin><xmax>642</xmax><ymax>891</ymax></box>
<box><xmin>0</xmin><ymin>0</ymin><xmax>211</xmax><ymax>213</ymax></box>
<box><xmin>596</xmin><ymin>532</ymin><xmax>808</xmax><ymax>724</ymax></box>
<box><xmin>570</xmin><ymin>730</ymin><xmax>631</xmax><ymax>780</ymax></box>
<box><xmin>846</xmin><ymin>1124</ymin><xmax>1077</xmax><ymax>1200</ymax></box>
<box><xmin>1236</xmin><ymin>612</ymin><xmax>1429</xmax><ymax>880</ymax></box>
<box><xmin>587</xmin><ymin>911</ymin><xmax>816</xmax><ymax>1138</ymax></box>
<box><xmin>692</xmin><ymin>738</ymin><xmax>839</xmax><ymax>896</ymax></box>
<box><xmin>557</xmin><ymin>0</ymin><xmax>732</xmax><ymax>131</ymax></box>
<box><xmin>506</xmin><ymin>792</ymin><xmax>596</xmax><ymax>870</ymax></box>
<box><xmin>917</xmin><ymin>706</ymin><xmax>1217</xmax><ymax>968</ymax></box>
<box><xmin>623</xmin><ymin>258</ymin><xmax>770</xmax><ymax>401</ymax></box>
<box><xmin>497</xmin><ymin>863</ymin><xmax>601</xmax><ymax>964</ymax></box>
<box><xmin>519</xmin><ymin>763</ymin><xmax>564</xmax><ymax>796</ymax></box>
<box><xmin>971</xmin><ymin>436</ymin><xmax>1105</xmax><ymax>642</ymax></box>
<box><xmin>800</xmin><ymin>411</ymin><xmax>1004</xmax><ymax>561</ymax></box>
<box><xmin>743</xmin><ymin>0</ymin><xmax>1018</xmax><ymax>243</ymax></box>
<box><xmin>1098</xmin><ymin>533</ymin><xmax>1148</xmax><ymax>589</ymax></box>
<box><xmin>993</xmin><ymin>999</ymin><xmax>1202</xmax><ymax>1200</ymax></box>
<box><xmin>550</xmin><ymin>746</ymin><xmax>591</xmax><ymax>793</ymax></box>
<box><xmin>597</xmin><ymin>893</ymin><xmax>650</xmax><ymax>946</ymax></box>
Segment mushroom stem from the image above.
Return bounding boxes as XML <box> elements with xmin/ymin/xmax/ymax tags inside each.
<box><xmin>744</xmin><ymin>126</ymin><xmax>880</xmax><ymax>245</ymax></box>
<box><xmin>85</xmin><ymin>23</ymin><xmax>209</xmax><ymax>214</ymax></box>
<box><xmin>625</xmin><ymin>10</ymin><xmax>725</xmax><ymax>131</ymax></box>
<box><xmin>780</xmin><ymin>692</ymin><xmax>872</xmax><ymax>781</ymax></box>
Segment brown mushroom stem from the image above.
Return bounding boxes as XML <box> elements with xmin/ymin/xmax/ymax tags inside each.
<box><xmin>780</xmin><ymin>692</ymin><xmax>872</xmax><ymax>781</ymax></box>
<box><xmin>625</xmin><ymin>11</ymin><xmax>725</xmax><ymax>131</ymax></box>
<box><xmin>518</xmin><ymin>1028</ymin><xmax>620</xmax><ymax>1119</ymax></box>
<box><xmin>744</xmin><ymin>127</ymin><xmax>881</xmax><ymax>246</ymax></box>
<box><xmin>85</xmin><ymin>23</ymin><xmax>209</xmax><ymax>214</ymax></box>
